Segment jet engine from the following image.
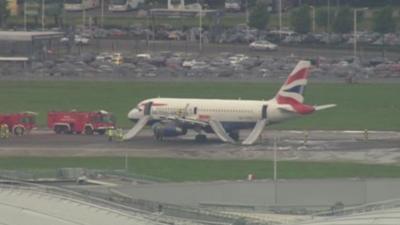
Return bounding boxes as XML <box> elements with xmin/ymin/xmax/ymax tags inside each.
<box><xmin>152</xmin><ymin>122</ymin><xmax>187</xmax><ymax>139</ymax></box>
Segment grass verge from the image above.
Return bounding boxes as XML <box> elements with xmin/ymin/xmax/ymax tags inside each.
<box><xmin>1</xmin><ymin>157</ymin><xmax>400</xmax><ymax>182</ymax></box>
<box><xmin>0</xmin><ymin>81</ymin><xmax>399</xmax><ymax>130</ymax></box>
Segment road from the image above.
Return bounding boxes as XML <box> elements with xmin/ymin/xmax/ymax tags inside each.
<box><xmin>110</xmin><ymin>178</ymin><xmax>400</xmax><ymax>209</ymax></box>
<box><xmin>1</xmin><ymin>130</ymin><xmax>399</xmax><ymax>163</ymax></box>
<box><xmin>86</xmin><ymin>39</ymin><xmax>397</xmax><ymax>60</ymax></box>
<box><xmin>2</xmin><ymin>128</ymin><xmax>400</xmax><ymax>214</ymax></box>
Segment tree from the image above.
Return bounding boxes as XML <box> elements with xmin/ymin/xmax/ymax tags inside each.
<box><xmin>248</xmin><ymin>1</ymin><xmax>269</xmax><ymax>30</ymax></box>
<box><xmin>316</xmin><ymin>7</ymin><xmax>328</xmax><ymax>31</ymax></box>
<box><xmin>290</xmin><ymin>5</ymin><xmax>311</xmax><ymax>34</ymax></box>
<box><xmin>373</xmin><ymin>6</ymin><xmax>396</xmax><ymax>34</ymax></box>
<box><xmin>332</xmin><ymin>7</ymin><xmax>352</xmax><ymax>34</ymax></box>
<box><xmin>0</xmin><ymin>0</ymin><xmax>10</xmax><ymax>27</ymax></box>
<box><xmin>44</xmin><ymin>0</ymin><xmax>63</xmax><ymax>27</ymax></box>
<box><xmin>372</xmin><ymin>7</ymin><xmax>396</xmax><ymax>58</ymax></box>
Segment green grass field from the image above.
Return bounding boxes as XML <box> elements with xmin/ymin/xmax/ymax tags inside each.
<box><xmin>0</xmin><ymin>81</ymin><xmax>399</xmax><ymax>130</ymax></box>
<box><xmin>1</xmin><ymin>157</ymin><xmax>400</xmax><ymax>181</ymax></box>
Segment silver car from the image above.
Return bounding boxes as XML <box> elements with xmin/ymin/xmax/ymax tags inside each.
<box><xmin>249</xmin><ymin>40</ymin><xmax>278</xmax><ymax>51</ymax></box>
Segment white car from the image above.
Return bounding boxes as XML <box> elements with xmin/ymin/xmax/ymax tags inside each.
<box><xmin>60</xmin><ymin>35</ymin><xmax>90</xmax><ymax>45</ymax></box>
<box><xmin>225</xmin><ymin>0</ymin><xmax>241</xmax><ymax>12</ymax></box>
<box><xmin>74</xmin><ymin>35</ymin><xmax>90</xmax><ymax>45</ymax></box>
<box><xmin>249</xmin><ymin>40</ymin><xmax>278</xmax><ymax>51</ymax></box>
<box><xmin>182</xmin><ymin>59</ymin><xmax>206</xmax><ymax>68</ymax></box>
<box><xmin>136</xmin><ymin>53</ymin><xmax>151</xmax><ymax>60</ymax></box>
<box><xmin>228</xmin><ymin>54</ymin><xmax>248</xmax><ymax>65</ymax></box>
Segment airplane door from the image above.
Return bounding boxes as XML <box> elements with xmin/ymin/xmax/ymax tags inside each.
<box><xmin>262</xmin><ymin>105</ymin><xmax>268</xmax><ymax>119</ymax></box>
<box><xmin>144</xmin><ymin>102</ymin><xmax>153</xmax><ymax>115</ymax></box>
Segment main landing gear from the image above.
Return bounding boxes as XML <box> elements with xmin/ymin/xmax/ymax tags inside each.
<box><xmin>228</xmin><ymin>131</ymin><xmax>240</xmax><ymax>142</ymax></box>
<box><xmin>195</xmin><ymin>134</ymin><xmax>207</xmax><ymax>143</ymax></box>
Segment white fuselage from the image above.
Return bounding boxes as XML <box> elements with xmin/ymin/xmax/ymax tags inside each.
<box><xmin>123</xmin><ymin>61</ymin><xmax>335</xmax><ymax>143</ymax></box>
<box><xmin>129</xmin><ymin>97</ymin><xmax>296</xmax><ymax>130</ymax></box>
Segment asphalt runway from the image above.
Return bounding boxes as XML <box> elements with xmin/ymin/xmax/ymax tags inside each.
<box><xmin>1</xmin><ymin>129</ymin><xmax>399</xmax><ymax>163</ymax></box>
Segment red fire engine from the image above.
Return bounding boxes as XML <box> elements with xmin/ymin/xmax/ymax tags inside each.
<box><xmin>0</xmin><ymin>112</ymin><xmax>37</xmax><ymax>136</ymax></box>
<box><xmin>47</xmin><ymin>110</ymin><xmax>115</xmax><ymax>135</ymax></box>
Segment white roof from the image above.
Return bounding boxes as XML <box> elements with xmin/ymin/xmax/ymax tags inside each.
<box><xmin>0</xmin><ymin>187</ymin><xmax>165</xmax><ymax>225</ymax></box>
<box><xmin>0</xmin><ymin>31</ymin><xmax>63</xmax><ymax>41</ymax></box>
<box><xmin>0</xmin><ymin>57</ymin><xmax>29</xmax><ymax>61</ymax></box>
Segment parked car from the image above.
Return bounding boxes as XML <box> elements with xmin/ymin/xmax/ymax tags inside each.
<box><xmin>249</xmin><ymin>40</ymin><xmax>278</xmax><ymax>51</ymax></box>
<box><xmin>74</xmin><ymin>35</ymin><xmax>90</xmax><ymax>45</ymax></box>
<box><xmin>228</xmin><ymin>54</ymin><xmax>249</xmax><ymax>65</ymax></box>
<box><xmin>136</xmin><ymin>53</ymin><xmax>151</xmax><ymax>60</ymax></box>
<box><xmin>112</xmin><ymin>53</ymin><xmax>124</xmax><ymax>65</ymax></box>
<box><xmin>60</xmin><ymin>35</ymin><xmax>90</xmax><ymax>45</ymax></box>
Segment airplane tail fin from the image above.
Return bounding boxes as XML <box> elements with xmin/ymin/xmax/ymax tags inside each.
<box><xmin>275</xmin><ymin>60</ymin><xmax>311</xmax><ymax>103</ymax></box>
<box><xmin>274</xmin><ymin>61</ymin><xmax>336</xmax><ymax>115</ymax></box>
<box><xmin>275</xmin><ymin>61</ymin><xmax>314</xmax><ymax>115</ymax></box>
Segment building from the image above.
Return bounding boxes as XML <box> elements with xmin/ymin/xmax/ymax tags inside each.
<box><xmin>6</xmin><ymin>0</ymin><xmax>18</xmax><ymax>15</ymax></box>
<box><xmin>0</xmin><ymin>183</ymin><xmax>188</xmax><ymax>225</ymax></box>
<box><xmin>0</xmin><ymin>31</ymin><xmax>63</xmax><ymax>61</ymax></box>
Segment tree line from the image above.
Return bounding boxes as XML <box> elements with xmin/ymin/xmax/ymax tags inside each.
<box><xmin>249</xmin><ymin>2</ymin><xmax>397</xmax><ymax>35</ymax></box>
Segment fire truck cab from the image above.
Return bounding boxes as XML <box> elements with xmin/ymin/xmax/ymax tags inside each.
<box><xmin>0</xmin><ymin>112</ymin><xmax>36</xmax><ymax>136</ymax></box>
<box><xmin>48</xmin><ymin>110</ymin><xmax>115</xmax><ymax>135</ymax></box>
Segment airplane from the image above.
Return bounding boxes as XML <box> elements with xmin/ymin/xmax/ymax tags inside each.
<box><xmin>123</xmin><ymin>60</ymin><xmax>336</xmax><ymax>145</ymax></box>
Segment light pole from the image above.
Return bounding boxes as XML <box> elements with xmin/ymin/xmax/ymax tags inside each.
<box><xmin>278</xmin><ymin>0</ymin><xmax>282</xmax><ymax>39</ymax></box>
<box><xmin>24</xmin><ymin>0</ymin><xmax>27</xmax><ymax>31</ymax></box>
<box><xmin>82</xmin><ymin>7</ymin><xmax>86</xmax><ymax>28</ymax></box>
<box><xmin>245</xmin><ymin>0</ymin><xmax>249</xmax><ymax>37</ymax></box>
<box><xmin>353</xmin><ymin>8</ymin><xmax>368</xmax><ymax>58</ymax></box>
<box><xmin>309</xmin><ymin>5</ymin><xmax>315</xmax><ymax>33</ymax></box>
<box><xmin>101</xmin><ymin>0</ymin><xmax>104</xmax><ymax>27</ymax></box>
<box><xmin>41</xmin><ymin>0</ymin><xmax>45</xmax><ymax>31</ymax></box>
<box><xmin>327</xmin><ymin>0</ymin><xmax>330</xmax><ymax>43</ymax></box>
<box><xmin>245</xmin><ymin>0</ymin><xmax>249</xmax><ymax>24</ymax></box>
<box><xmin>198</xmin><ymin>0</ymin><xmax>202</xmax><ymax>51</ymax></box>
<box><xmin>273</xmin><ymin>137</ymin><xmax>278</xmax><ymax>205</ymax></box>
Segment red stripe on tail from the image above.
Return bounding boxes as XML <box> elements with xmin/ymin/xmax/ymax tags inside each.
<box><xmin>285</xmin><ymin>68</ymin><xmax>309</xmax><ymax>85</ymax></box>
<box><xmin>277</xmin><ymin>95</ymin><xmax>315</xmax><ymax>114</ymax></box>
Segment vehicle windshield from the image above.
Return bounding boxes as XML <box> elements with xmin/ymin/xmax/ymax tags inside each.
<box><xmin>65</xmin><ymin>0</ymin><xmax>82</xmax><ymax>4</ymax></box>
<box><xmin>20</xmin><ymin>116</ymin><xmax>35</xmax><ymax>124</ymax></box>
<box><xmin>110</xmin><ymin>0</ymin><xmax>127</xmax><ymax>5</ymax></box>
<box><xmin>97</xmin><ymin>114</ymin><xmax>115</xmax><ymax>124</ymax></box>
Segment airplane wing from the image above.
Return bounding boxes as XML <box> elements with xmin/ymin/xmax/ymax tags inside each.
<box><xmin>242</xmin><ymin>119</ymin><xmax>268</xmax><ymax>145</ymax></box>
<box><xmin>209</xmin><ymin>120</ymin><xmax>236</xmax><ymax>144</ymax></box>
<box><xmin>161</xmin><ymin>115</ymin><xmax>209</xmax><ymax>127</ymax></box>
<box><xmin>160</xmin><ymin>116</ymin><xmax>237</xmax><ymax>144</ymax></box>
<box><xmin>123</xmin><ymin>115</ymin><xmax>150</xmax><ymax>140</ymax></box>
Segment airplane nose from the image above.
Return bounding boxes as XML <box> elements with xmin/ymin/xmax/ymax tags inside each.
<box><xmin>127</xmin><ymin>108</ymin><xmax>140</xmax><ymax>120</ymax></box>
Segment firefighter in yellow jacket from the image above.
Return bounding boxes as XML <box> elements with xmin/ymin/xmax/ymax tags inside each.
<box><xmin>0</xmin><ymin>124</ymin><xmax>10</xmax><ymax>139</ymax></box>
<box><xmin>106</xmin><ymin>128</ymin><xmax>114</xmax><ymax>142</ymax></box>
